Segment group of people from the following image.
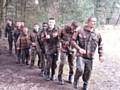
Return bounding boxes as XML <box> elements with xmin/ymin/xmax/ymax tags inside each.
<box><xmin>4</xmin><ymin>17</ymin><xmax>104</xmax><ymax>90</ymax></box>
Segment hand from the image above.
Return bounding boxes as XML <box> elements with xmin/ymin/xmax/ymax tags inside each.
<box><xmin>46</xmin><ymin>35</ymin><xmax>50</xmax><ymax>39</ymax></box>
<box><xmin>78</xmin><ymin>48</ymin><xmax>86</xmax><ymax>55</ymax></box>
<box><xmin>53</xmin><ymin>32</ymin><xmax>58</xmax><ymax>37</ymax></box>
<box><xmin>17</xmin><ymin>47</ymin><xmax>20</xmax><ymax>50</ymax></box>
<box><xmin>99</xmin><ymin>56</ymin><xmax>104</xmax><ymax>63</ymax></box>
<box><xmin>32</xmin><ymin>43</ymin><xmax>36</xmax><ymax>46</ymax></box>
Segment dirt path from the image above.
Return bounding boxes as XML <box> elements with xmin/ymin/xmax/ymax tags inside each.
<box><xmin>0</xmin><ymin>29</ymin><xmax>120</xmax><ymax>90</ymax></box>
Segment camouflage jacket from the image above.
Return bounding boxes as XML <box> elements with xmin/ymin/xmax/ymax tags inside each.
<box><xmin>72</xmin><ymin>26</ymin><xmax>103</xmax><ymax>59</ymax></box>
<box><xmin>45</xmin><ymin>27</ymin><xmax>60</xmax><ymax>54</ymax></box>
<box><xmin>59</xmin><ymin>25</ymin><xmax>75</xmax><ymax>53</ymax></box>
<box><xmin>16</xmin><ymin>33</ymin><xmax>31</xmax><ymax>50</ymax></box>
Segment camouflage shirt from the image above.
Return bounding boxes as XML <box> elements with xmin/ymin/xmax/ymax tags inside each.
<box><xmin>72</xmin><ymin>26</ymin><xmax>103</xmax><ymax>59</ymax></box>
<box><xmin>45</xmin><ymin>27</ymin><xmax>60</xmax><ymax>54</ymax></box>
<box><xmin>16</xmin><ymin>33</ymin><xmax>31</xmax><ymax>50</ymax></box>
<box><xmin>59</xmin><ymin>25</ymin><xmax>75</xmax><ymax>53</ymax></box>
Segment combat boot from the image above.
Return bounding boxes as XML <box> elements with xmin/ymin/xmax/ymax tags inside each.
<box><xmin>68</xmin><ymin>75</ymin><xmax>72</xmax><ymax>83</ymax></box>
<box><xmin>83</xmin><ymin>82</ymin><xmax>88</xmax><ymax>90</ymax></box>
<box><xmin>58</xmin><ymin>75</ymin><xmax>64</xmax><ymax>85</ymax></box>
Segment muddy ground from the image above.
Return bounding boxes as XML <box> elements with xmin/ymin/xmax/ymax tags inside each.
<box><xmin>0</xmin><ymin>27</ymin><xmax>120</xmax><ymax>90</ymax></box>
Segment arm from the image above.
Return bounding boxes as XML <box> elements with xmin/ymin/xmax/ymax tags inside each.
<box><xmin>98</xmin><ymin>33</ymin><xmax>104</xmax><ymax>62</ymax></box>
<box><xmin>5</xmin><ymin>24</ymin><xmax>8</xmax><ymax>37</ymax></box>
<box><xmin>71</xmin><ymin>31</ymin><xmax>86</xmax><ymax>55</ymax></box>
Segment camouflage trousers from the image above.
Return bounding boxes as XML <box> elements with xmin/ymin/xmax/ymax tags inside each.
<box><xmin>74</xmin><ymin>56</ymin><xmax>93</xmax><ymax>84</ymax></box>
<box><xmin>30</xmin><ymin>47</ymin><xmax>40</xmax><ymax>67</ymax></box>
<box><xmin>21</xmin><ymin>48</ymin><xmax>30</xmax><ymax>65</ymax></box>
<box><xmin>45</xmin><ymin>52</ymin><xmax>58</xmax><ymax>77</ymax></box>
<box><xmin>58</xmin><ymin>51</ymin><xmax>74</xmax><ymax>79</ymax></box>
<box><xmin>8</xmin><ymin>35</ymin><xmax>13</xmax><ymax>54</ymax></box>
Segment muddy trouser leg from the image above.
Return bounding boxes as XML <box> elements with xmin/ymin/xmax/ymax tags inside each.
<box><xmin>17</xmin><ymin>49</ymin><xmax>21</xmax><ymax>63</ymax></box>
<box><xmin>82</xmin><ymin>59</ymin><xmax>93</xmax><ymax>89</ymax></box>
<box><xmin>68</xmin><ymin>53</ymin><xmax>74</xmax><ymax>82</ymax></box>
<box><xmin>25</xmin><ymin>48</ymin><xmax>30</xmax><ymax>65</ymax></box>
<box><xmin>14</xmin><ymin>40</ymin><xmax>17</xmax><ymax>54</ymax></box>
<box><xmin>30</xmin><ymin>48</ymin><xmax>37</xmax><ymax>66</ymax></box>
<box><xmin>21</xmin><ymin>49</ymin><xmax>25</xmax><ymax>64</ymax></box>
<box><xmin>58</xmin><ymin>52</ymin><xmax>67</xmax><ymax>81</ymax></box>
<box><xmin>8</xmin><ymin>37</ymin><xmax>13</xmax><ymax>54</ymax></box>
<box><xmin>40</xmin><ymin>51</ymin><xmax>45</xmax><ymax>71</ymax></box>
<box><xmin>44</xmin><ymin>54</ymin><xmax>52</xmax><ymax>78</ymax></box>
<box><xmin>51</xmin><ymin>52</ymin><xmax>58</xmax><ymax>78</ymax></box>
<box><xmin>37</xmin><ymin>49</ymin><xmax>42</xmax><ymax>68</ymax></box>
<box><xmin>74</xmin><ymin>57</ymin><xmax>85</xmax><ymax>88</ymax></box>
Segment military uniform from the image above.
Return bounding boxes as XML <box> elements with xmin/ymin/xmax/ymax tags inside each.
<box><xmin>29</xmin><ymin>30</ymin><xmax>40</xmax><ymax>67</ymax></box>
<box><xmin>5</xmin><ymin>23</ymin><xmax>14</xmax><ymax>54</ymax></box>
<box><xmin>16</xmin><ymin>33</ymin><xmax>30</xmax><ymax>64</ymax></box>
<box><xmin>44</xmin><ymin>27</ymin><xmax>60</xmax><ymax>80</ymax></box>
<box><xmin>72</xmin><ymin>26</ymin><xmax>103</xmax><ymax>89</ymax></box>
<box><xmin>58</xmin><ymin>25</ymin><xmax>75</xmax><ymax>84</ymax></box>
<box><xmin>37</xmin><ymin>29</ymin><xmax>46</xmax><ymax>73</ymax></box>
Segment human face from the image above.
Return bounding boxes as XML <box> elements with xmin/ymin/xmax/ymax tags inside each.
<box><xmin>34</xmin><ymin>24</ymin><xmax>39</xmax><ymax>32</ymax></box>
<box><xmin>23</xmin><ymin>27</ymin><xmax>28</xmax><ymax>35</ymax></box>
<box><xmin>48</xmin><ymin>19</ymin><xmax>55</xmax><ymax>29</ymax></box>
<box><xmin>43</xmin><ymin>24</ymin><xmax>48</xmax><ymax>30</ymax></box>
<box><xmin>88</xmin><ymin>17</ymin><xmax>97</xmax><ymax>28</ymax></box>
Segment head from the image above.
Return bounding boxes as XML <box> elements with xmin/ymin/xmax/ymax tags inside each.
<box><xmin>48</xmin><ymin>18</ymin><xmax>56</xmax><ymax>29</ymax></box>
<box><xmin>21</xmin><ymin>21</ymin><xmax>25</xmax><ymax>27</ymax></box>
<box><xmin>42</xmin><ymin>22</ymin><xmax>48</xmax><ymax>30</ymax></box>
<box><xmin>64</xmin><ymin>25</ymin><xmax>72</xmax><ymax>32</ymax></box>
<box><xmin>33</xmin><ymin>24</ymin><xmax>40</xmax><ymax>32</ymax></box>
<box><xmin>16</xmin><ymin>21</ymin><xmax>21</xmax><ymax>29</ymax></box>
<box><xmin>7</xmin><ymin>19</ymin><xmax>12</xmax><ymax>26</ymax></box>
<box><xmin>87</xmin><ymin>17</ymin><xmax>97</xmax><ymax>28</ymax></box>
<box><xmin>71</xmin><ymin>21</ymin><xmax>79</xmax><ymax>30</ymax></box>
<box><xmin>22</xmin><ymin>27</ymin><xmax>28</xmax><ymax>35</ymax></box>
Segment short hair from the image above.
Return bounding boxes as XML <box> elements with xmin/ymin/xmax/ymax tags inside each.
<box><xmin>49</xmin><ymin>18</ymin><xmax>55</xmax><ymax>20</ymax></box>
<box><xmin>87</xmin><ymin>16</ymin><xmax>96</xmax><ymax>22</ymax></box>
<box><xmin>71</xmin><ymin>21</ymin><xmax>79</xmax><ymax>28</ymax></box>
<box><xmin>42</xmin><ymin>22</ymin><xmax>48</xmax><ymax>25</ymax></box>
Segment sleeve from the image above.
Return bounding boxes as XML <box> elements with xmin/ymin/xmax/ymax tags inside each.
<box><xmin>5</xmin><ymin>24</ymin><xmax>8</xmax><ymax>37</ymax></box>
<box><xmin>98</xmin><ymin>33</ymin><xmax>104</xmax><ymax>57</ymax></box>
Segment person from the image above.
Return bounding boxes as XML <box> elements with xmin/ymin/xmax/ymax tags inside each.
<box><xmin>5</xmin><ymin>19</ymin><xmax>14</xmax><ymax>55</ymax></box>
<box><xmin>37</xmin><ymin>22</ymin><xmax>48</xmax><ymax>76</ymax></box>
<box><xmin>14</xmin><ymin>21</ymin><xmax>23</xmax><ymax>63</ymax></box>
<box><xmin>29</xmin><ymin>24</ymin><xmax>40</xmax><ymax>68</ymax></box>
<box><xmin>72</xmin><ymin>17</ymin><xmax>104</xmax><ymax>90</ymax></box>
<box><xmin>16</xmin><ymin>27</ymin><xmax>30</xmax><ymax>65</ymax></box>
<box><xmin>57</xmin><ymin>22</ymin><xmax>78</xmax><ymax>85</ymax></box>
<box><xmin>14</xmin><ymin>21</ymin><xmax>22</xmax><ymax>54</ymax></box>
<box><xmin>44</xmin><ymin>18</ymin><xmax>60</xmax><ymax>80</ymax></box>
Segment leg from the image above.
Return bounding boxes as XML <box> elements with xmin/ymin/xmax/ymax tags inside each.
<box><xmin>58</xmin><ymin>52</ymin><xmax>66</xmax><ymax>84</ymax></box>
<box><xmin>44</xmin><ymin>54</ymin><xmax>52</xmax><ymax>80</ymax></box>
<box><xmin>30</xmin><ymin>48</ymin><xmax>36</xmax><ymax>67</ymax></box>
<box><xmin>73</xmin><ymin>57</ymin><xmax>84</xmax><ymax>89</ymax></box>
<box><xmin>25</xmin><ymin>48</ymin><xmax>30</xmax><ymax>65</ymax></box>
<box><xmin>68</xmin><ymin>53</ymin><xmax>74</xmax><ymax>83</ymax></box>
<box><xmin>21</xmin><ymin>49</ymin><xmax>25</xmax><ymax>64</ymax></box>
<box><xmin>8</xmin><ymin>37</ymin><xmax>13</xmax><ymax>54</ymax></box>
<box><xmin>51</xmin><ymin>52</ymin><xmax>58</xmax><ymax>80</ymax></box>
<box><xmin>82</xmin><ymin>59</ymin><xmax>93</xmax><ymax>90</ymax></box>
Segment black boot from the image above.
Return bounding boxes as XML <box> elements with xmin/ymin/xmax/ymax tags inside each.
<box><xmin>83</xmin><ymin>82</ymin><xmax>88</xmax><ymax>90</ymax></box>
<box><xmin>58</xmin><ymin>75</ymin><xmax>64</xmax><ymax>85</ymax></box>
<box><xmin>68</xmin><ymin>75</ymin><xmax>72</xmax><ymax>83</ymax></box>
<box><xmin>50</xmin><ymin>75</ymin><xmax>55</xmax><ymax>81</ymax></box>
